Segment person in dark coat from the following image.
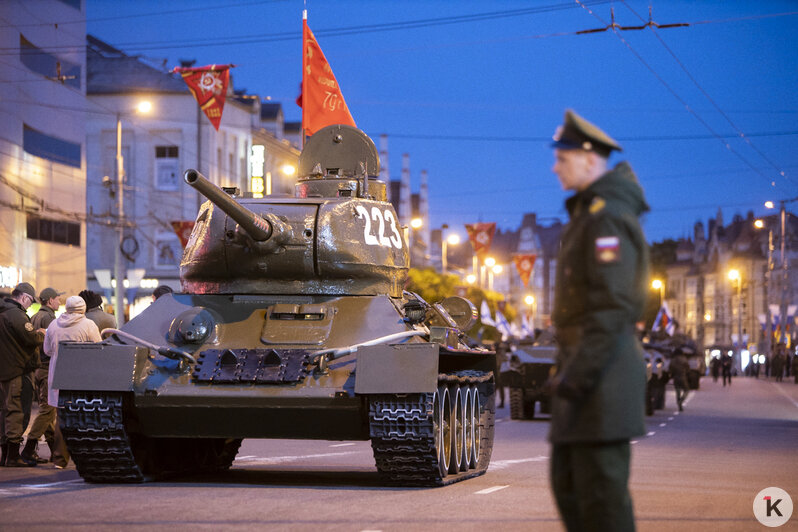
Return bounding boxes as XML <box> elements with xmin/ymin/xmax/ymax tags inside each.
<box><xmin>21</xmin><ymin>287</ymin><xmax>64</xmax><ymax>464</ymax></box>
<box><xmin>722</xmin><ymin>352</ymin><xmax>733</xmax><ymax>386</ymax></box>
<box><xmin>669</xmin><ymin>350</ymin><xmax>690</xmax><ymax>411</ymax></box>
<box><xmin>772</xmin><ymin>342</ymin><xmax>788</xmax><ymax>382</ymax></box>
<box><xmin>79</xmin><ymin>289</ymin><xmax>116</xmax><ymax>333</ymax></box>
<box><xmin>0</xmin><ymin>282</ymin><xmax>45</xmax><ymax>467</ymax></box>
<box><xmin>547</xmin><ymin>110</ymin><xmax>649</xmax><ymax>532</ymax></box>
<box><xmin>152</xmin><ymin>284</ymin><xmax>174</xmax><ymax>301</ymax></box>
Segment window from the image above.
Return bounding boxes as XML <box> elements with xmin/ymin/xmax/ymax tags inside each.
<box><xmin>19</xmin><ymin>34</ymin><xmax>80</xmax><ymax>89</ymax></box>
<box><xmin>23</xmin><ymin>124</ymin><xmax>81</xmax><ymax>168</ymax></box>
<box><xmin>26</xmin><ymin>215</ymin><xmax>80</xmax><ymax>246</ymax></box>
<box><xmin>154</xmin><ymin>232</ymin><xmax>181</xmax><ymax>268</ymax></box>
<box><xmin>155</xmin><ymin>145</ymin><xmax>179</xmax><ymax>191</ymax></box>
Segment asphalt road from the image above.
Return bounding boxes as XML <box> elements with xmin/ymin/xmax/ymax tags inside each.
<box><xmin>1</xmin><ymin>376</ymin><xmax>797</xmax><ymax>531</ymax></box>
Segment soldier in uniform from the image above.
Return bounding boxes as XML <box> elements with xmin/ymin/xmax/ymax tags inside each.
<box><xmin>0</xmin><ymin>282</ymin><xmax>46</xmax><ymax>467</ymax></box>
<box><xmin>22</xmin><ymin>287</ymin><xmax>64</xmax><ymax>464</ymax></box>
<box><xmin>547</xmin><ymin>110</ymin><xmax>649</xmax><ymax>531</ymax></box>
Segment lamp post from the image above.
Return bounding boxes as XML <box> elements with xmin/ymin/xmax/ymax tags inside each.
<box><xmin>113</xmin><ymin>101</ymin><xmax>151</xmax><ymax>326</ymax></box>
<box><xmin>728</xmin><ymin>268</ymin><xmax>742</xmax><ymax>348</ymax></box>
<box><xmin>755</xmin><ymin>218</ymin><xmax>774</xmax><ymax>356</ymax></box>
<box><xmin>651</xmin><ymin>278</ymin><xmax>665</xmax><ymax>305</ymax></box>
<box><xmin>441</xmin><ymin>232</ymin><xmax>460</xmax><ymax>275</ymax></box>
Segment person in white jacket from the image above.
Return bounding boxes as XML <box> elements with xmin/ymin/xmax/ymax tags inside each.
<box><xmin>44</xmin><ymin>295</ymin><xmax>101</xmax><ymax>468</ymax></box>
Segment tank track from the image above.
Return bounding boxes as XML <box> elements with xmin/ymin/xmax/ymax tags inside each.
<box><xmin>368</xmin><ymin>371</ymin><xmax>495</xmax><ymax>487</ymax></box>
<box><xmin>59</xmin><ymin>391</ymin><xmax>146</xmax><ymax>483</ymax></box>
<box><xmin>59</xmin><ymin>391</ymin><xmax>241</xmax><ymax>483</ymax></box>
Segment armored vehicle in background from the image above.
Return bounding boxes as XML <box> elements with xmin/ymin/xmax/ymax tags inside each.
<box><xmin>500</xmin><ymin>338</ymin><xmax>556</xmax><ymax>420</ymax></box>
<box><xmin>52</xmin><ymin>125</ymin><xmax>496</xmax><ymax>486</ymax></box>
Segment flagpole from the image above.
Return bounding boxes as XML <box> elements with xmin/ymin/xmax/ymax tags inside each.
<box><xmin>300</xmin><ymin>9</ymin><xmax>307</xmax><ymax>150</ymax></box>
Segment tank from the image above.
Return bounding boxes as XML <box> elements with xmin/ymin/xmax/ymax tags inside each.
<box><xmin>51</xmin><ymin>125</ymin><xmax>496</xmax><ymax>486</ymax></box>
<box><xmin>500</xmin><ymin>336</ymin><xmax>556</xmax><ymax>420</ymax></box>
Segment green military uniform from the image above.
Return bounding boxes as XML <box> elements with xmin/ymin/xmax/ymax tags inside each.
<box><xmin>549</xmin><ymin>111</ymin><xmax>650</xmax><ymax>532</ymax></box>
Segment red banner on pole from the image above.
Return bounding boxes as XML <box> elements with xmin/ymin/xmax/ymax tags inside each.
<box><xmin>513</xmin><ymin>254</ymin><xmax>537</xmax><ymax>287</ymax></box>
<box><xmin>173</xmin><ymin>64</ymin><xmax>233</xmax><ymax>131</ymax></box>
<box><xmin>171</xmin><ymin>221</ymin><xmax>195</xmax><ymax>248</ymax></box>
<box><xmin>465</xmin><ymin>223</ymin><xmax>496</xmax><ymax>260</ymax></box>
<box><xmin>299</xmin><ymin>12</ymin><xmax>356</xmax><ymax>136</ymax></box>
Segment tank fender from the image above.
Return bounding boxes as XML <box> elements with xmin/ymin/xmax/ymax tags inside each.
<box><xmin>354</xmin><ymin>343</ymin><xmax>438</xmax><ymax>394</ymax></box>
<box><xmin>51</xmin><ymin>343</ymin><xmax>146</xmax><ymax>392</ymax></box>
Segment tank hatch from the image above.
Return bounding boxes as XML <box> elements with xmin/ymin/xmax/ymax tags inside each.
<box><xmin>296</xmin><ymin>124</ymin><xmax>386</xmax><ymax>200</ymax></box>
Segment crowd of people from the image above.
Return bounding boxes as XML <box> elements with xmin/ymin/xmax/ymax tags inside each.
<box><xmin>0</xmin><ymin>281</ymin><xmax>174</xmax><ymax>468</ymax></box>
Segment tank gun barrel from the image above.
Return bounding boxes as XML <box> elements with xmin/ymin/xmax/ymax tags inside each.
<box><xmin>184</xmin><ymin>169</ymin><xmax>272</xmax><ymax>241</ymax></box>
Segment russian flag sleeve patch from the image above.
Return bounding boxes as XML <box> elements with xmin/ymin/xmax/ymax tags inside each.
<box><xmin>595</xmin><ymin>236</ymin><xmax>620</xmax><ymax>263</ymax></box>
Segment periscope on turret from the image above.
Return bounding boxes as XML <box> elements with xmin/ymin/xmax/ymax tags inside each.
<box><xmin>50</xmin><ymin>125</ymin><xmax>497</xmax><ymax>487</ymax></box>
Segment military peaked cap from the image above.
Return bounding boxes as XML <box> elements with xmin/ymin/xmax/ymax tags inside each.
<box><xmin>551</xmin><ymin>109</ymin><xmax>622</xmax><ymax>158</ymax></box>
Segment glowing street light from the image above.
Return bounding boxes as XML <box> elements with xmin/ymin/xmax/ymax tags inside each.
<box><xmin>280</xmin><ymin>163</ymin><xmax>296</xmax><ymax>176</ymax></box>
<box><xmin>728</xmin><ymin>268</ymin><xmax>742</xmax><ymax>348</ymax></box>
<box><xmin>410</xmin><ymin>217</ymin><xmax>423</xmax><ymax>229</ymax></box>
<box><xmin>441</xmin><ymin>231</ymin><xmax>460</xmax><ymax>274</ymax></box>
<box><xmin>113</xmin><ymin>100</ymin><xmax>152</xmax><ymax>327</ymax></box>
<box><xmin>651</xmin><ymin>278</ymin><xmax>664</xmax><ymax>302</ymax></box>
<box><xmin>465</xmin><ymin>274</ymin><xmax>476</xmax><ymax>285</ymax></box>
<box><xmin>524</xmin><ymin>294</ymin><xmax>535</xmax><ymax>306</ymax></box>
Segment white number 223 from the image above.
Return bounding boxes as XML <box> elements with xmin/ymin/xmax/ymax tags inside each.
<box><xmin>356</xmin><ymin>205</ymin><xmax>403</xmax><ymax>249</ymax></box>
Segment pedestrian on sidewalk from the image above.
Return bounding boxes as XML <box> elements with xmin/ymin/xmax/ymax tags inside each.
<box><xmin>722</xmin><ymin>353</ymin><xmax>733</xmax><ymax>386</ymax></box>
<box><xmin>0</xmin><ymin>282</ymin><xmax>46</xmax><ymax>467</ymax></box>
<box><xmin>43</xmin><ymin>295</ymin><xmax>102</xmax><ymax>468</ymax></box>
<box><xmin>547</xmin><ymin>110</ymin><xmax>648</xmax><ymax>532</ymax></box>
<box><xmin>21</xmin><ymin>287</ymin><xmax>64</xmax><ymax>464</ymax></box>
<box><xmin>772</xmin><ymin>343</ymin><xmax>786</xmax><ymax>383</ymax></box>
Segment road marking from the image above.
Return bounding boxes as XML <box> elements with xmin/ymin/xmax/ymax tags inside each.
<box><xmin>21</xmin><ymin>479</ymin><xmax>83</xmax><ymax>489</ymax></box>
<box><xmin>668</xmin><ymin>417</ymin><xmax>674</xmax><ymax>421</ymax></box>
<box><xmin>236</xmin><ymin>455</ymin><xmax>256</xmax><ymax>460</ymax></box>
<box><xmin>0</xmin><ymin>479</ymin><xmax>84</xmax><ymax>499</ymax></box>
<box><xmin>771</xmin><ymin>381</ymin><xmax>798</xmax><ymax>409</ymax></box>
<box><xmin>630</xmin><ymin>440</ymin><xmax>639</xmax><ymax>444</ymax></box>
<box><xmin>489</xmin><ymin>456</ymin><xmax>548</xmax><ymax>470</ymax></box>
<box><xmin>659</xmin><ymin>423</ymin><xmax>667</xmax><ymax>427</ymax></box>
<box><xmin>329</xmin><ymin>443</ymin><xmax>356</xmax><ymax>447</ymax></box>
<box><xmin>647</xmin><ymin>431</ymin><xmax>656</xmax><ymax>436</ymax></box>
<box><xmin>475</xmin><ymin>485</ymin><xmax>509</xmax><ymax>495</ymax></box>
<box><xmin>234</xmin><ymin>451</ymin><xmax>361</xmax><ymax>465</ymax></box>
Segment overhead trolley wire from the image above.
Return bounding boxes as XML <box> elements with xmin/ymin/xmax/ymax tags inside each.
<box><xmin>620</xmin><ymin>0</ymin><xmax>793</xmax><ymax>187</ymax></box>
<box><xmin>574</xmin><ymin>0</ymin><xmax>798</xmax><ymax>193</ymax></box>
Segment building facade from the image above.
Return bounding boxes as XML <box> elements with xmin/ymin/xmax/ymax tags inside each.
<box><xmin>85</xmin><ymin>36</ymin><xmax>299</xmax><ymax>319</ymax></box>
<box><xmin>0</xmin><ymin>0</ymin><xmax>88</xmax><ymax>297</ymax></box>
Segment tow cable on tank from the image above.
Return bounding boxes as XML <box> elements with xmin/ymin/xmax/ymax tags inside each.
<box><xmin>101</xmin><ymin>328</ymin><xmax>195</xmax><ymax>365</ymax></box>
<box><xmin>311</xmin><ymin>329</ymin><xmax>428</xmax><ymax>371</ymax></box>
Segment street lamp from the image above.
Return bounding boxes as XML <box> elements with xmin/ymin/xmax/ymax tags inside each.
<box><xmin>651</xmin><ymin>278</ymin><xmax>664</xmax><ymax>304</ymax></box>
<box><xmin>754</xmin><ymin>218</ymin><xmax>774</xmax><ymax>355</ymax></box>
<box><xmin>441</xmin><ymin>230</ymin><xmax>460</xmax><ymax>275</ymax></box>
<box><xmin>114</xmin><ymin>101</ymin><xmax>152</xmax><ymax>327</ymax></box>
<box><xmin>728</xmin><ymin>268</ymin><xmax>742</xmax><ymax>348</ymax></box>
<box><xmin>488</xmin><ymin>264</ymin><xmax>502</xmax><ymax>291</ymax></box>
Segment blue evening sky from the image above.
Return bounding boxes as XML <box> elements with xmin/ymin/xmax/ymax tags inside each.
<box><xmin>86</xmin><ymin>0</ymin><xmax>798</xmax><ymax>243</ymax></box>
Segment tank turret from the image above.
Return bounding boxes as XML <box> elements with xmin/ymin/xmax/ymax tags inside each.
<box><xmin>181</xmin><ymin>125</ymin><xmax>408</xmax><ymax>297</ymax></box>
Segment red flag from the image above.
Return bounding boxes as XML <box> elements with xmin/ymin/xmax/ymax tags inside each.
<box><xmin>513</xmin><ymin>254</ymin><xmax>537</xmax><ymax>287</ymax></box>
<box><xmin>300</xmin><ymin>12</ymin><xmax>356</xmax><ymax>136</ymax></box>
<box><xmin>171</xmin><ymin>221</ymin><xmax>195</xmax><ymax>248</ymax></box>
<box><xmin>465</xmin><ymin>223</ymin><xmax>496</xmax><ymax>260</ymax></box>
<box><xmin>173</xmin><ymin>64</ymin><xmax>233</xmax><ymax>131</ymax></box>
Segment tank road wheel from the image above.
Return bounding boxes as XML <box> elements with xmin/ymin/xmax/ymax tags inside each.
<box><xmin>368</xmin><ymin>371</ymin><xmax>495</xmax><ymax>486</ymax></box>
<box><xmin>462</xmin><ymin>386</ymin><xmax>474</xmax><ymax>471</ymax></box>
<box><xmin>438</xmin><ymin>385</ymin><xmax>452</xmax><ymax>474</ymax></box>
<box><xmin>469</xmin><ymin>386</ymin><xmax>481</xmax><ymax>469</ymax></box>
<box><xmin>432</xmin><ymin>388</ymin><xmax>447</xmax><ymax>478</ymax></box>
<box><xmin>449</xmin><ymin>385</ymin><xmax>465</xmax><ymax>474</ymax></box>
